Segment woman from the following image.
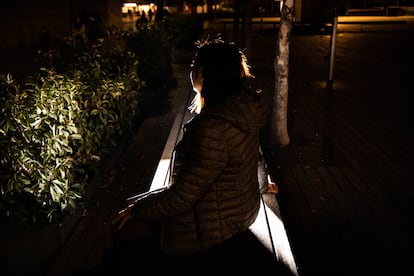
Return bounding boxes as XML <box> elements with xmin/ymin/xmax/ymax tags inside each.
<box><xmin>112</xmin><ymin>38</ymin><xmax>278</xmax><ymax>275</ymax></box>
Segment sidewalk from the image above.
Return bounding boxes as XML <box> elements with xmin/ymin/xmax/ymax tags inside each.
<box><xmin>247</xmin><ymin>27</ymin><xmax>414</xmax><ymax>275</ymax></box>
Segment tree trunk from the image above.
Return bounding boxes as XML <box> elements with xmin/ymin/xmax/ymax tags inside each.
<box><xmin>270</xmin><ymin>0</ymin><xmax>294</xmax><ymax>147</ymax></box>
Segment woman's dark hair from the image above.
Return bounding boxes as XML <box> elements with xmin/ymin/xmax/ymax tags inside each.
<box><xmin>191</xmin><ymin>38</ymin><xmax>252</xmax><ymax>108</ymax></box>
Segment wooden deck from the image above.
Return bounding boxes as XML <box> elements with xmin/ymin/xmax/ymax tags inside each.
<box><xmin>41</xmin><ymin>27</ymin><xmax>414</xmax><ymax>276</ymax></box>
<box><xmin>253</xmin><ymin>30</ymin><xmax>414</xmax><ymax>275</ymax></box>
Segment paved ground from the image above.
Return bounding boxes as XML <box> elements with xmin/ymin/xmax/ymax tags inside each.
<box><xmin>211</xmin><ymin>21</ymin><xmax>414</xmax><ymax>274</ymax></box>
<box><xmin>247</xmin><ymin>27</ymin><xmax>414</xmax><ymax>275</ymax></box>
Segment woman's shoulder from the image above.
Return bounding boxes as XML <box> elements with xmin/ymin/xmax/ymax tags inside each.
<box><xmin>185</xmin><ymin>112</ymin><xmax>224</xmax><ymax>130</ymax></box>
<box><xmin>184</xmin><ymin>113</ymin><xmax>234</xmax><ymax>140</ymax></box>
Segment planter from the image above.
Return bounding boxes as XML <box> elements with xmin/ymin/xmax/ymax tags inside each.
<box><xmin>0</xmin><ymin>79</ymin><xmax>172</xmax><ymax>275</ymax></box>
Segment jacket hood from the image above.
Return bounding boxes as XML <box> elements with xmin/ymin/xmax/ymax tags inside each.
<box><xmin>202</xmin><ymin>85</ymin><xmax>268</xmax><ymax>134</ymax></box>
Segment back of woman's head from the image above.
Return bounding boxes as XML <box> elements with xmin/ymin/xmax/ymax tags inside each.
<box><xmin>191</xmin><ymin>38</ymin><xmax>252</xmax><ymax>108</ymax></box>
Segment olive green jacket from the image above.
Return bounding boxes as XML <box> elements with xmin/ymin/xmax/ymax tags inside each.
<box><xmin>132</xmin><ymin>87</ymin><xmax>268</xmax><ymax>256</ymax></box>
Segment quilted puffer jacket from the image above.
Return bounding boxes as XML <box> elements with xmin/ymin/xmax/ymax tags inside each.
<box><xmin>131</xmin><ymin>87</ymin><xmax>268</xmax><ymax>256</ymax></box>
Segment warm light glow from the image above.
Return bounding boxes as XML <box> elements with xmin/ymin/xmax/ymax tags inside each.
<box><xmin>149</xmin><ymin>111</ymin><xmax>187</xmax><ymax>191</ymax></box>
<box><xmin>122</xmin><ymin>3</ymin><xmax>156</xmax><ymax>15</ymax></box>
<box><xmin>249</xmin><ymin>196</ymin><xmax>298</xmax><ymax>275</ymax></box>
<box><xmin>123</xmin><ymin>3</ymin><xmax>137</xmax><ymax>8</ymax></box>
<box><xmin>338</xmin><ymin>15</ymin><xmax>408</xmax><ymax>22</ymax></box>
<box><xmin>149</xmin><ymin>158</ymin><xmax>171</xmax><ymax>191</ymax></box>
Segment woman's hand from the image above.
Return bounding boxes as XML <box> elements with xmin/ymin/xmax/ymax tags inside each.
<box><xmin>266</xmin><ymin>182</ymin><xmax>279</xmax><ymax>194</ymax></box>
<box><xmin>111</xmin><ymin>206</ymin><xmax>155</xmax><ymax>239</ymax></box>
<box><xmin>111</xmin><ymin>205</ymin><xmax>133</xmax><ymax>230</ymax></box>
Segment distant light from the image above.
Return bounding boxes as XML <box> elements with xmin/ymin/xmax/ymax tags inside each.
<box><xmin>124</xmin><ymin>3</ymin><xmax>137</xmax><ymax>8</ymax></box>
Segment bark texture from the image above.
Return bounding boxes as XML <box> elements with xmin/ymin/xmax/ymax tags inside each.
<box><xmin>270</xmin><ymin>0</ymin><xmax>294</xmax><ymax>147</ymax></box>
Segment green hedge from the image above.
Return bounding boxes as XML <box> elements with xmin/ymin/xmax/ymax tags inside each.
<box><xmin>165</xmin><ymin>14</ymin><xmax>205</xmax><ymax>50</ymax></box>
<box><xmin>1</xmin><ymin>29</ymin><xmax>150</xmax><ymax>225</ymax></box>
<box><xmin>0</xmin><ymin>17</ymin><xmax>203</xmax><ymax>226</ymax></box>
<box><xmin>126</xmin><ymin>23</ymin><xmax>173</xmax><ymax>90</ymax></box>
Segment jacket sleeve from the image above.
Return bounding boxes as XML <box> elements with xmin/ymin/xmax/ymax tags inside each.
<box><xmin>131</xmin><ymin>120</ymin><xmax>228</xmax><ymax>220</ymax></box>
